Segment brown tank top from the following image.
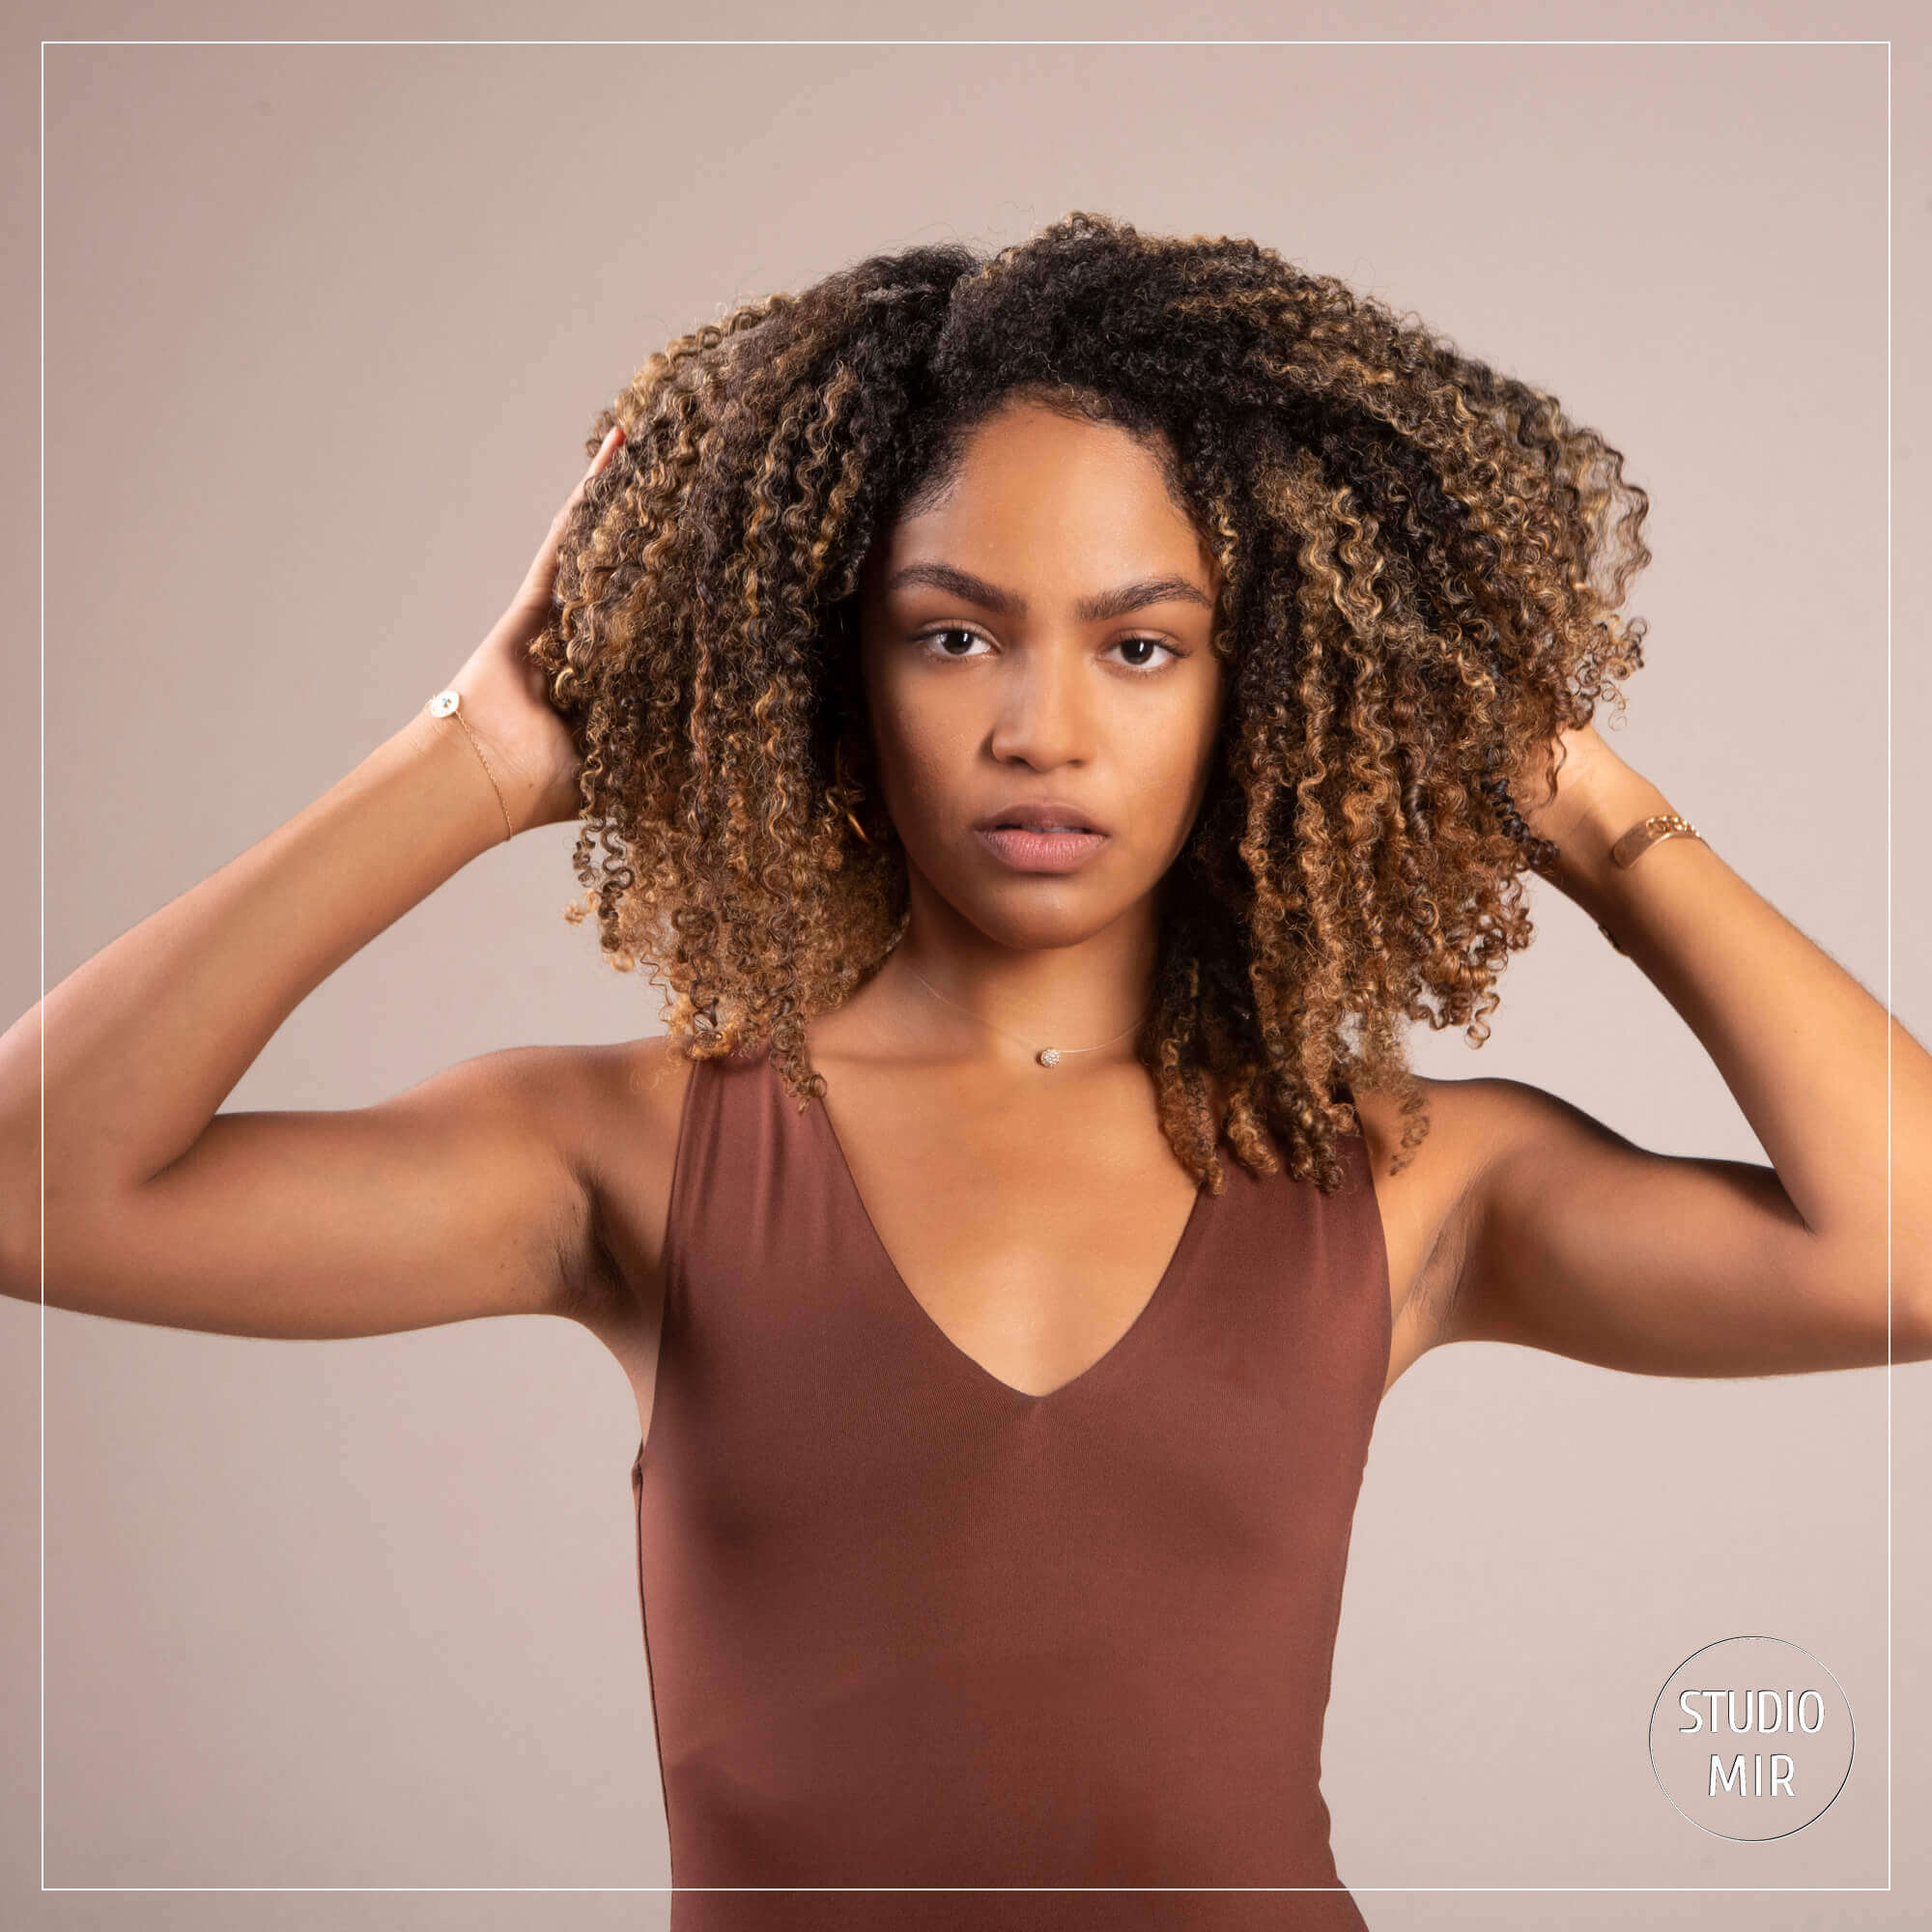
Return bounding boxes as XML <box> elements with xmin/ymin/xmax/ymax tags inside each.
<box><xmin>629</xmin><ymin>1038</ymin><xmax>1390</xmax><ymax>1929</ymax></box>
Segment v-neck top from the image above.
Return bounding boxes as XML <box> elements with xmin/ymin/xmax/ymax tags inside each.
<box><xmin>629</xmin><ymin>1038</ymin><xmax>1391</xmax><ymax>1929</ymax></box>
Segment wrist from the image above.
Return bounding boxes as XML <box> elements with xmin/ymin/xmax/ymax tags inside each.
<box><xmin>417</xmin><ymin>687</ymin><xmax>545</xmax><ymax>843</ymax></box>
<box><xmin>401</xmin><ymin>698</ymin><xmax>527</xmax><ymax>849</ymax></box>
<box><xmin>1537</xmin><ymin>763</ymin><xmax>1678</xmax><ymax>913</ymax></box>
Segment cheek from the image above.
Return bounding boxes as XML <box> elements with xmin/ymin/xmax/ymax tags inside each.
<box><xmin>1132</xmin><ymin>693</ymin><xmax>1226</xmax><ymax>862</ymax></box>
<box><xmin>861</xmin><ymin>665</ymin><xmax>967</xmax><ymax>815</ymax></box>
<box><xmin>873</xmin><ymin>649</ymin><xmax>974</xmax><ymax>753</ymax></box>
<box><xmin>1145</xmin><ymin>686</ymin><xmax>1225</xmax><ymax>807</ymax></box>
<box><xmin>879</xmin><ymin>714</ymin><xmax>978</xmax><ymax>829</ymax></box>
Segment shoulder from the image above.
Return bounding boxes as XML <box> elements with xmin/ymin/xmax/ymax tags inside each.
<box><xmin>1345</xmin><ymin>1070</ymin><xmax>1551</xmax><ymax>1368</ymax></box>
<box><xmin>568</xmin><ymin>1033</ymin><xmax>702</xmax><ymax>1222</ymax></box>
<box><xmin>577</xmin><ymin>1031</ymin><xmax>703</xmax><ymax>1133</ymax></box>
<box><xmin>480</xmin><ymin>1035</ymin><xmax>700</xmax><ymax>1327</ymax></box>
<box><xmin>1348</xmin><ymin>1071</ymin><xmax>1528</xmax><ymax>1182</ymax></box>
<box><xmin>459</xmin><ymin>1034</ymin><xmax>698</xmax><ymax>1179</ymax></box>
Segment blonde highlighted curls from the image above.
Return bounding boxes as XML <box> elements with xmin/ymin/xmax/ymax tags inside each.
<box><xmin>531</xmin><ymin>213</ymin><xmax>1650</xmax><ymax>1195</ymax></box>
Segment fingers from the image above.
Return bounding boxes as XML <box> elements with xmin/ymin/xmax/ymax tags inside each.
<box><xmin>551</xmin><ymin>424</ymin><xmax>626</xmax><ymax>531</ymax></box>
<box><xmin>578</xmin><ymin>422</ymin><xmax>626</xmax><ymax>493</ymax></box>
<box><xmin>524</xmin><ymin>424</ymin><xmax>626</xmax><ymax>596</ymax></box>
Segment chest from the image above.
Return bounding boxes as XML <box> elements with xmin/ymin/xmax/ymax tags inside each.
<box><xmin>813</xmin><ymin>1061</ymin><xmax>1207</xmax><ymax>1399</ymax></box>
<box><xmin>591</xmin><ymin>1045</ymin><xmax>1417</xmax><ymax>1452</ymax></box>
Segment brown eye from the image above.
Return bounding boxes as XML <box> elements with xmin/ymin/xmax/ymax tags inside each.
<box><xmin>1107</xmin><ymin>636</ymin><xmax>1180</xmax><ymax>672</ymax></box>
<box><xmin>914</xmin><ymin>626</ymin><xmax>995</xmax><ymax>660</ymax></box>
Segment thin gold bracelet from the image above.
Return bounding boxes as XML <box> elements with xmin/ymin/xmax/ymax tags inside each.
<box><xmin>426</xmin><ymin>689</ymin><xmax>515</xmax><ymax>844</ymax></box>
<box><xmin>1595</xmin><ymin>811</ymin><xmax>1704</xmax><ymax>954</ymax></box>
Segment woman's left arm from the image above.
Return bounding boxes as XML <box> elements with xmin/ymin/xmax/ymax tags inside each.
<box><xmin>1435</xmin><ymin>723</ymin><xmax>1932</xmax><ymax>1376</ymax></box>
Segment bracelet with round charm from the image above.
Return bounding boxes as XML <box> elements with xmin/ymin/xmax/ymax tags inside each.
<box><xmin>425</xmin><ymin>688</ymin><xmax>515</xmax><ymax>844</ymax></box>
<box><xmin>1595</xmin><ymin>811</ymin><xmax>1704</xmax><ymax>954</ymax></box>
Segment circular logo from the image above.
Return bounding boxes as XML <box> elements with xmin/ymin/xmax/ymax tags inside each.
<box><xmin>1650</xmin><ymin>1635</ymin><xmax>1855</xmax><ymax>1841</ymax></box>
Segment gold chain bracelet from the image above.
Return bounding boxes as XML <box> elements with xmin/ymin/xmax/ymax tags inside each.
<box><xmin>426</xmin><ymin>688</ymin><xmax>515</xmax><ymax>844</ymax></box>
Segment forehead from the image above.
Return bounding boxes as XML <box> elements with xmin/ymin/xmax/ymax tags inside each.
<box><xmin>863</xmin><ymin>401</ymin><xmax>1215</xmax><ymax>598</ymax></box>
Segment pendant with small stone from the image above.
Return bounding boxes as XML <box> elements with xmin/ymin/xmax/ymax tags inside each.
<box><xmin>1037</xmin><ymin>1047</ymin><xmax>1062</xmax><ymax>1067</ymax></box>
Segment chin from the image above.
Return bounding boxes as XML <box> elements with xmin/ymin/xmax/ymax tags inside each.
<box><xmin>950</xmin><ymin>881</ymin><xmax>1142</xmax><ymax>952</ymax></box>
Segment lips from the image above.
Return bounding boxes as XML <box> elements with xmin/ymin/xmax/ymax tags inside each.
<box><xmin>974</xmin><ymin>801</ymin><xmax>1107</xmax><ymax>835</ymax></box>
<box><xmin>972</xmin><ymin>806</ymin><xmax>1111</xmax><ymax>876</ymax></box>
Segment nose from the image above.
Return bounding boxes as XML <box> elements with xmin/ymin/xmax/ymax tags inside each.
<box><xmin>985</xmin><ymin>642</ymin><xmax>1092</xmax><ymax>771</ymax></box>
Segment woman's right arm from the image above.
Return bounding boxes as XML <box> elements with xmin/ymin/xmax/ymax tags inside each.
<box><xmin>0</xmin><ymin>710</ymin><xmax>609</xmax><ymax>1339</ymax></box>
<box><xmin>0</xmin><ymin>425</ymin><xmax>638</xmax><ymax>1339</ymax></box>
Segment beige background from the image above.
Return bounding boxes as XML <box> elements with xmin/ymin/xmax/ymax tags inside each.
<box><xmin>5</xmin><ymin>2</ymin><xmax>1927</xmax><ymax>1925</ymax></box>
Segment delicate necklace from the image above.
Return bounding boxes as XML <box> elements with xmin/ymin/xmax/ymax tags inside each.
<box><xmin>898</xmin><ymin>962</ymin><xmax>1151</xmax><ymax>1069</ymax></box>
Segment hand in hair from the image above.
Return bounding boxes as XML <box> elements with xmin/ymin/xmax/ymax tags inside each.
<box><xmin>433</xmin><ymin>422</ymin><xmax>626</xmax><ymax>835</ymax></box>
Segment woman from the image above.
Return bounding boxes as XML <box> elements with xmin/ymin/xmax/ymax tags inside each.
<box><xmin>4</xmin><ymin>213</ymin><xmax>1924</xmax><ymax>1927</ymax></box>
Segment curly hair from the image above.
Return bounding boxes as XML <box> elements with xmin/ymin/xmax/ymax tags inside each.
<box><xmin>529</xmin><ymin>212</ymin><xmax>1650</xmax><ymax>1195</ymax></box>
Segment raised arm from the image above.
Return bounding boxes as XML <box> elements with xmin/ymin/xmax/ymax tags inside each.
<box><xmin>1424</xmin><ymin>721</ymin><xmax>1931</xmax><ymax>1378</ymax></box>
<box><xmin>0</xmin><ymin>426</ymin><xmax>639</xmax><ymax>1340</ymax></box>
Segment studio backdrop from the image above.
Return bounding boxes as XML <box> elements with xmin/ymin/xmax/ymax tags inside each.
<box><xmin>7</xmin><ymin>18</ymin><xmax>1921</xmax><ymax>1932</ymax></box>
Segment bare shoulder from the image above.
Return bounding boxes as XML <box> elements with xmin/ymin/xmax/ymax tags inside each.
<box><xmin>535</xmin><ymin>1033</ymin><xmax>698</xmax><ymax>1344</ymax></box>
<box><xmin>1347</xmin><ymin>1070</ymin><xmax>1528</xmax><ymax>1384</ymax></box>
<box><xmin>466</xmin><ymin>1034</ymin><xmax>694</xmax><ymax>1184</ymax></box>
<box><xmin>1350</xmin><ymin>1071</ymin><xmax>1525</xmax><ymax>1182</ymax></box>
<box><xmin>567</xmin><ymin>1030</ymin><xmax>701</xmax><ymax>1151</ymax></box>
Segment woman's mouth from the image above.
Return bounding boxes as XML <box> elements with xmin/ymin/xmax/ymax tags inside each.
<box><xmin>973</xmin><ymin>823</ymin><xmax>1111</xmax><ymax>873</ymax></box>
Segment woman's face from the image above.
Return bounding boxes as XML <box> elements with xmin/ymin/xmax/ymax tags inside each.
<box><xmin>856</xmin><ymin>398</ymin><xmax>1227</xmax><ymax>952</ymax></box>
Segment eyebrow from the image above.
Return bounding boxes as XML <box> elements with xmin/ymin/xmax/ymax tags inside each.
<box><xmin>883</xmin><ymin>560</ymin><xmax>1214</xmax><ymax>622</ymax></box>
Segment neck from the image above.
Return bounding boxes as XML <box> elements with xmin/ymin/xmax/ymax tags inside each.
<box><xmin>868</xmin><ymin>880</ymin><xmax>1160</xmax><ymax>1067</ymax></box>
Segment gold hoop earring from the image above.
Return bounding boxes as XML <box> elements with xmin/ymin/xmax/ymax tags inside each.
<box><xmin>832</xmin><ymin>734</ymin><xmax>873</xmax><ymax>845</ymax></box>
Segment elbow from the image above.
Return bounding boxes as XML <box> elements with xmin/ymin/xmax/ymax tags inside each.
<box><xmin>1893</xmin><ymin>1225</ymin><xmax>1932</xmax><ymax>1360</ymax></box>
<box><xmin>1810</xmin><ymin>1235</ymin><xmax>1931</xmax><ymax>1365</ymax></box>
<box><xmin>1899</xmin><ymin>1276</ymin><xmax>1932</xmax><ymax>1364</ymax></box>
<box><xmin>0</xmin><ymin>1156</ymin><xmax>49</xmax><ymax>1305</ymax></box>
<box><xmin>0</xmin><ymin>1190</ymin><xmax>41</xmax><ymax>1302</ymax></box>
<box><xmin>0</xmin><ymin>1223</ymin><xmax>42</xmax><ymax>1305</ymax></box>
<box><xmin>0</xmin><ymin>1117</ymin><xmax>42</xmax><ymax>1300</ymax></box>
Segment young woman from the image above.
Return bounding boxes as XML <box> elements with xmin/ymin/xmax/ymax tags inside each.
<box><xmin>5</xmin><ymin>213</ymin><xmax>1924</xmax><ymax>1929</ymax></box>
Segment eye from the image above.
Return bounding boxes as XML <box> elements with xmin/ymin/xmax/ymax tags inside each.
<box><xmin>913</xmin><ymin>625</ymin><xmax>996</xmax><ymax>661</ymax></box>
<box><xmin>1105</xmin><ymin>635</ymin><xmax>1182</xmax><ymax>673</ymax></box>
